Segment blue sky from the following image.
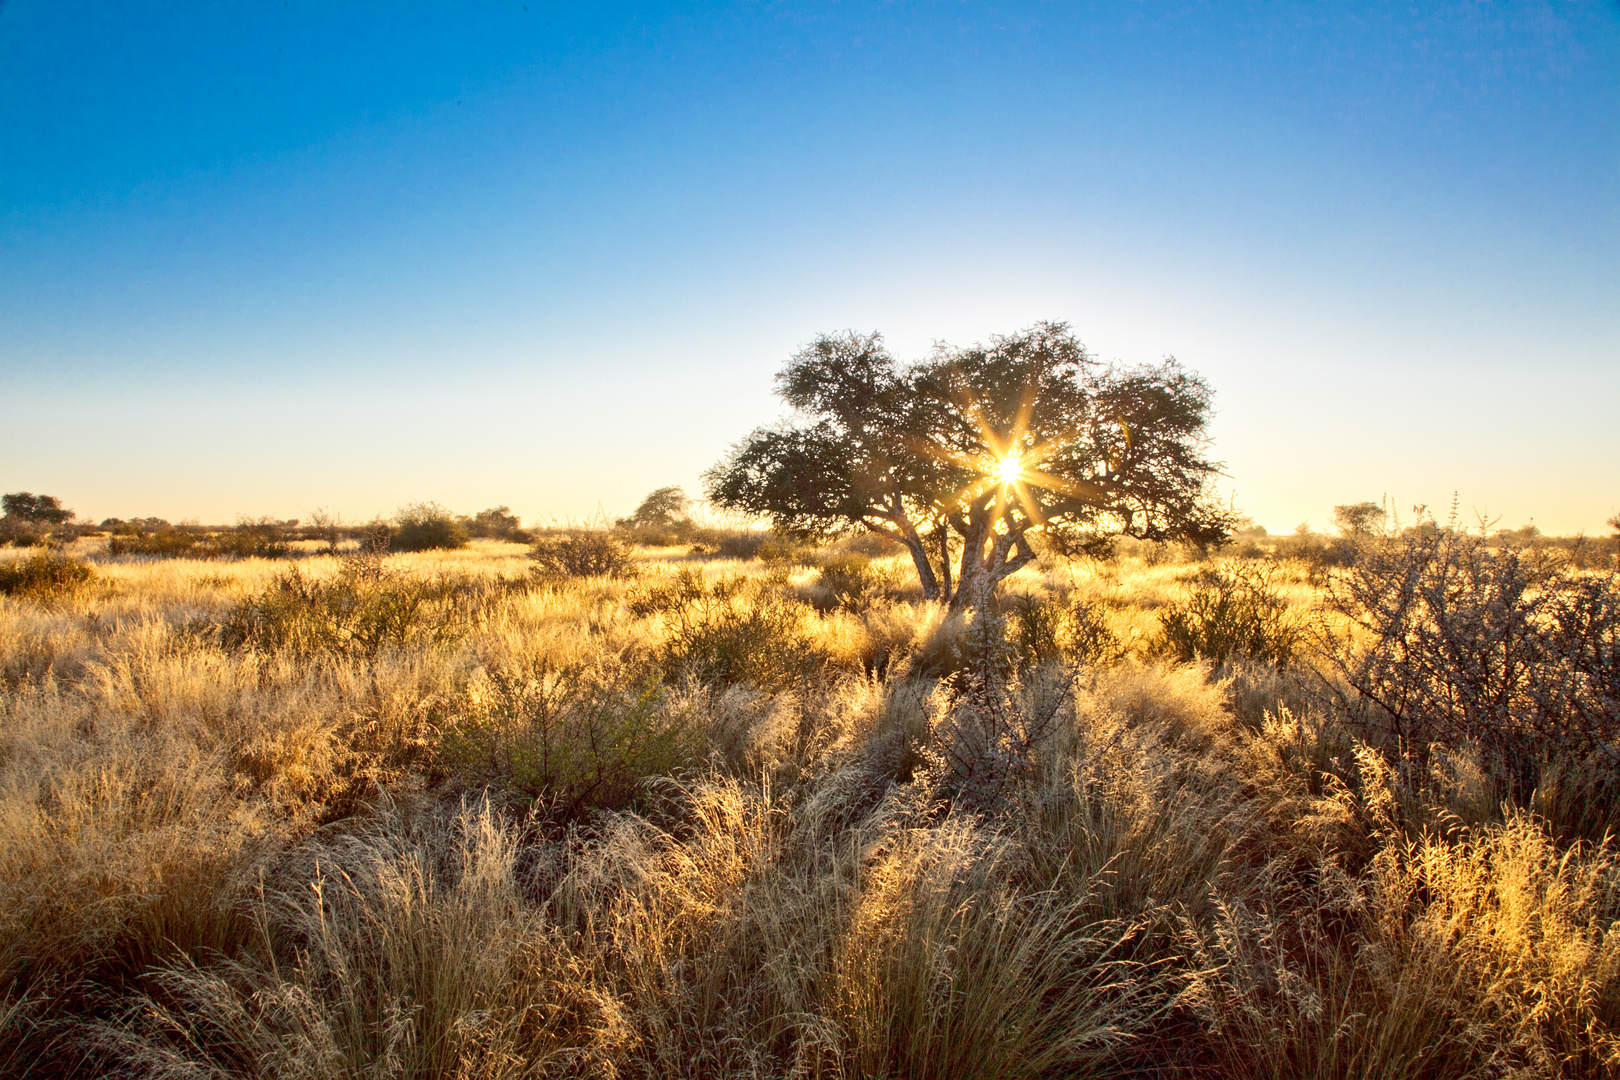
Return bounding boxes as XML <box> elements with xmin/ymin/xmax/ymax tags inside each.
<box><xmin>2</xmin><ymin>1</ymin><xmax>1616</xmax><ymax>533</ymax></box>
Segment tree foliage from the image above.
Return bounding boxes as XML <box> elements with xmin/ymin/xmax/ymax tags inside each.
<box><xmin>1332</xmin><ymin>501</ymin><xmax>1386</xmax><ymax>537</ymax></box>
<box><xmin>1</xmin><ymin>492</ymin><xmax>74</xmax><ymax>526</ymax></box>
<box><xmin>391</xmin><ymin>502</ymin><xmax>469</xmax><ymax>552</ymax></box>
<box><xmin>622</xmin><ymin>486</ymin><xmax>692</xmax><ymax>530</ymax></box>
<box><xmin>705</xmin><ymin>323</ymin><xmax>1233</xmax><ymax>610</ymax></box>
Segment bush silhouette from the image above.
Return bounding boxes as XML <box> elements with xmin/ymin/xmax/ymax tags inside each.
<box><xmin>1</xmin><ymin>492</ymin><xmax>74</xmax><ymax>546</ymax></box>
<box><xmin>465</xmin><ymin>506</ymin><xmax>529</xmax><ymax>541</ymax></box>
<box><xmin>529</xmin><ymin>529</ymin><xmax>637</xmax><ymax>578</ymax></box>
<box><xmin>392</xmin><ymin>502</ymin><xmax>468</xmax><ymax>552</ymax></box>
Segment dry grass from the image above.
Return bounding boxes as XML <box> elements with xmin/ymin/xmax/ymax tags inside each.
<box><xmin>0</xmin><ymin>540</ymin><xmax>1615</xmax><ymax>1077</ymax></box>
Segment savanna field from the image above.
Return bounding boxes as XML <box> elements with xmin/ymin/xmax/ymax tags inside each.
<box><xmin>0</xmin><ymin>523</ymin><xmax>1618</xmax><ymax>1079</ymax></box>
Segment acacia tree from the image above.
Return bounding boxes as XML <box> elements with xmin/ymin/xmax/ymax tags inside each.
<box><xmin>705</xmin><ymin>323</ymin><xmax>1234</xmax><ymax>612</ymax></box>
<box><xmin>622</xmin><ymin>486</ymin><xmax>692</xmax><ymax>530</ymax></box>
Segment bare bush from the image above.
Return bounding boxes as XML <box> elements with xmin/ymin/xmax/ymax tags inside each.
<box><xmin>1322</xmin><ymin>528</ymin><xmax>1620</xmax><ymax>801</ymax></box>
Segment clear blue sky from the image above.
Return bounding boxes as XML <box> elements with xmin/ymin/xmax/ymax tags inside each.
<box><xmin>3</xmin><ymin>1</ymin><xmax>1616</xmax><ymax>533</ymax></box>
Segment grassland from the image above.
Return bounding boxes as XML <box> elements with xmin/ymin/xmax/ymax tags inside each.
<box><xmin>0</xmin><ymin>534</ymin><xmax>1616</xmax><ymax>1078</ymax></box>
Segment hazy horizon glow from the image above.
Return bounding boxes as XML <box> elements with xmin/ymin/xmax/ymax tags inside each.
<box><xmin>3</xmin><ymin>2</ymin><xmax>1616</xmax><ymax>535</ymax></box>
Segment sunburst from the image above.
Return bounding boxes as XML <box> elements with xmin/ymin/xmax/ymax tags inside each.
<box><xmin>919</xmin><ymin>385</ymin><xmax>1107</xmax><ymax>532</ymax></box>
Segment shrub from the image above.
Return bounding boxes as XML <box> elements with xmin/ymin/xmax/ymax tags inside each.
<box><xmin>1</xmin><ymin>492</ymin><xmax>74</xmax><ymax>547</ymax></box>
<box><xmin>220</xmin><ymin>562</ymin><xmax>458</xmax><ymax>657</ymax></box>
<box><xmin>1270</xmin><ymin>529</ymin><xmax>1355</xmax><ymax>577</ymax></box>
<box><xmin>1004</xmin><ymin>593</ymin><xmax>1126</xmax><ymax>672</ymax></box>
<box><xmin>1006</xmin><ymin>594</ymin><xmax>1067</xmax><ymax>671</ymax></box>
<box><xmin>391</xmin><ymin>502</ymin><xmax>469</xmax><ymax>552</ymax></box>
<box><xmin>923</xmin><ymin>664</ymin><xmax>1072</xmax><ymax>812</ymax></box>
<box><xmin>1157</xmin><ymin>563</ymin><xmax>1301</xmax><ymax>667</ymax></box>
<box><xmin>0</xmin><ymin>553</ymin><xmax>94</xmax><ymax>599</ymax></box>
<box><xmin>617</xmin><ymin>486</ymin><xmax>693</xmax><ymax>543</ymax></box>
<box><xmin>659</xmin><ymin>575</ymin><xmax>823</xmax><ymax>688</ymax></box>
<box><xmin>1332</xmin><ymin>500</ymin><xmax>1387</xmax><ymax>537</ymax></box>
<box><xmin>209</xmin><ymin>517</ymin><xmax>292</xmax><ymax>558</ymax></box>
<box><xmin>714</xmin><ymin>530</ymin><xmax>767</xmax><ymax>559</ymax></box>
<box><xmin>1067</xmin><ymin>597</ymin><xmax>1128</xmax><ymax>667</ymax></box>
<box><xmin>624</xmin><ymin>566</ymin><xmax>710</xmax><ymax>617</ymax></box>
<box><xmin>811</xmin><ymin>553</ymin><xmax>888</xmax><ymax>613</ymax></box>
<box><xmin>444</xmin><ymin>660</ymin><xmax>698</xmax><ymax>814</ymax></box>
<box><xmin>529</xmin><ymin>529</ymin><xmax>637</xmax><ymax>579</ymax></box>
<box><xmin>1322</xmin><ymin>529</ymin><xmax>1620</xmax><ymax>802</ymax></box>
<box><xmin>105</xmin><ymin>521</ymin><xmax>292</xmax><ymax>560</ymax></box>
<box><xmin>107</xmin><ymin>527</ymin><xmax>200</xmax><ymax>558</ymax></box>
<box><xmin>465</xmin><ymin>506</ymin><xmax>529</xmax><ymax>541</ymax></box>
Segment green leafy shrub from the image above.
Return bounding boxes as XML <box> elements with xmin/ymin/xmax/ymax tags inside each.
<box><xmin>529</xmin><ymin>530</ymin><xmax>637</xmax><ymax>578</ymax></box>
<box><xmin>1157</xmin><ymin>563</ymin><xmax>1301</xmax><ymax>667</ymax></box>
<box><xmin>443</xmin><ymin>660</ymin><xmax>698</xmax><ymax>814</ymax></box>
<box><xmin>391</xmin><ymin>502</ymin><xmax>469</xmax><ymax>552</ymax></box>
<box><xmin>107</xmin><ymin>528</ymin><xmax>201</xmax><ymax>557</ymax></box>
<box><xmin>462</xmin><ymin>505</ymin><xmax>529</xmax><ymax>541</ymax></box>
<box><xmin>657</xmin><ymin>574</ymin><xmax>822</xmax><ymax>688</ymax></box>
<box><xmin>1006</xmin><ymin>594</ymin><xmax>1066</xmax><ymax>671</ymax></box>
<box><xmin>1068</xmin><ymin>597</ymin><xmax>1128</xmax><ymax>667</ymax></box>
<box><xmin>220</xmin><ymin>561</ymin><xmax>461</xmax><ymax>657</ymax></box>
<box><xmin>1003</xmin><ymin>594</ymin><xmax>1125</xmax><ymax>673</ymax></box>
<box><xmin>811</xmin><ymin>553</ymin><xmax>887</xmax><ymax>612</ymax></box>
<box><xmin>0</xmin><ymin>553</ymin><xmax>94</xmax><ymax>599</ymax></box>
<box><xmin>624</xmin><ymin>566</ymin><xmax>711</xmax><ymax>617</ymax></box>
<box><xmin>106</xmin><ymin>521</ymin><xmax>291</xmax><ymax>560</ymax></box>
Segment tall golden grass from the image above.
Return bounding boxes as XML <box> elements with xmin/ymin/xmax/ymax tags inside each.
<box><xmin>0</xmin><ymin>539</ymin><xmax>1615</xmax><ymax>1077</ymax></box>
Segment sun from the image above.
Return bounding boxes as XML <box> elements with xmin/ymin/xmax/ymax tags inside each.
<box><xmin>996</xmin><ymin>455</ymin><xmax>1022</xmax><ymax>485</ymax></box>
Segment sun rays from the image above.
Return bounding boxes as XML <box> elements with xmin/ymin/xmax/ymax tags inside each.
<box><xmin>915</xmin><ymin>386</ymin><xmax>1108</xmax><ymax>533</ymax></box>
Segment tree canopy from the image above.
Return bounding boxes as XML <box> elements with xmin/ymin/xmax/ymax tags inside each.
<box><xmin>622</xmin><ymin>486</ymin><xmax>692</xmax><ymax>530</ymax></box>
<box><xmin>1332</xmin><ymin>501</ymin><xmax>1387</xmax><ymax>537</ymax></box>
<box><xmin>704</xmin><ymin>322</ymin><xmax>1234</xmax><ymax>611</ymax></box>
<box><xmin>2</xmin><ymin>492</ymin><xmax>73</xmax><ymax>526</ymax></box>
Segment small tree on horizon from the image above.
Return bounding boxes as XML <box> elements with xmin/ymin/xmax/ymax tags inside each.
<box><xmin>1332</xmin><ymin>501</ymin><xmax>1387</xmax><ymax>537</ymax></box>
<box><xmin>705</xmin><ymin>323</ymin><xmax>1234</xmax><ymax>613</ymax></box>
<box><xmin>2</xmin><ymin>492</ymin><xmax>74</xmax><ymax>526</ymax></box>
<box><xmin>391</xmin><ymin>502</ymin><xmax>468</xmax><ymax>552</ymax></box>
<box><xmin>1</xmin><ymin>492</ymin><xmax>75</xmax><ymax>546</ymax></box>
<box><xmin>621</xmin><ymin>486</ymin><xmax>692</xmax><ymax>531</ymax></box>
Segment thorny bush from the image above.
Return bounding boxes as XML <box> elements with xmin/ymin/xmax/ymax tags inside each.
<box><xmin>1323</xmin><ymin>528</ymin><xmax>1620</xmax><ymax>803</ymax></box>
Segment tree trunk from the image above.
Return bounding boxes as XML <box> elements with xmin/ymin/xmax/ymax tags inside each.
<box><xmin>947</xmin><ymin>521</ymin><xmax>1035</xmax><ymax>615</ymax></box>
<box><xmin>900</xmin><ymin>529</ymin><xmax>941</xmax><ymax>601</ymax></box>
<box><xmin>949</xmin><ymin>517</ymin><xmax>993</xmax><ymax>616</ymax></box>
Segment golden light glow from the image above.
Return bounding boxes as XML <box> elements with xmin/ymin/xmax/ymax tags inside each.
<box><xmin>996</xmin><ymin>455</ymin><xmax>1022</xmax><ymax>484</ymax></box>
